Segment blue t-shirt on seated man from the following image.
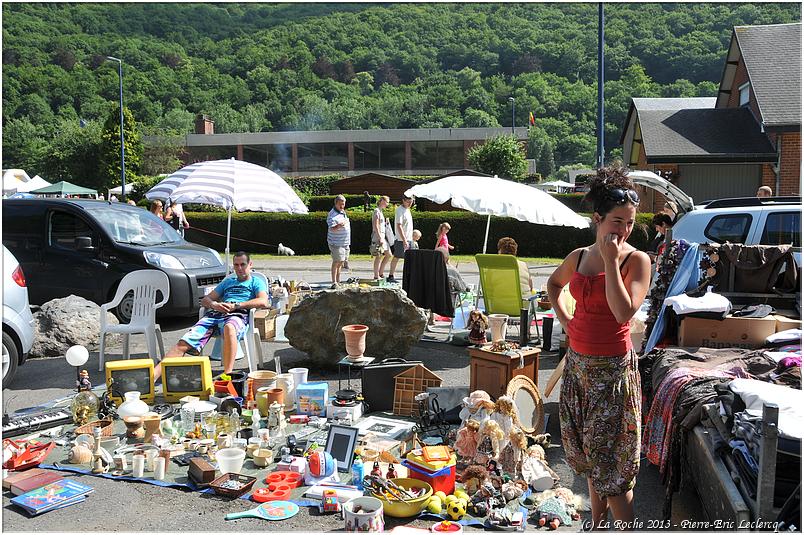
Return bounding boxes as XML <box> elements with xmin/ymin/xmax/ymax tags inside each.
<box><xmin>157</xmin><ymin>251</ymin><xmax>269</xmax><ymax>379</ymax></box>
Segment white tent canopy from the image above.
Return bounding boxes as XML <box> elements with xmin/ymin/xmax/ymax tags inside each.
<box><xmin>18</xmin><ymin>175</ymin><xmax>52</xmax><ymax>193</ymax></box>
<box><xmin>539</xmin><ymin>180</ymin><xmax>575</xmax><ymax>188</ymax></box>
<box><xmin>2</xmin><ymin>169</ymin><xmax>32</xmax><ymax>195</ymax></box>
<box><xmin>108</xmin><ymin>182</ymin><xmax>137</xmax><ymax>196</ymax></box>
<box><xmin>405</xmin><ymin>175</ymin><xmax>589</xmax><ymax>253</ymax></box>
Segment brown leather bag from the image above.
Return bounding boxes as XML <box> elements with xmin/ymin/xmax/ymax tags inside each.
<box><xmin>705</xmin><ymin>243</ymin><xmax>798</xmax><ymax>293</ymax></box>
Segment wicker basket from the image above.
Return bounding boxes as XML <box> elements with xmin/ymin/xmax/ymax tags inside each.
<box><xmin>75</xmin><ymin>418</ymin><xmax>114</xmax><ymax>437</ymax></box>
<box><xmin>210</xmin><ymin>473</ymin><xmax>257</xmax><ymax>498</ymax></box>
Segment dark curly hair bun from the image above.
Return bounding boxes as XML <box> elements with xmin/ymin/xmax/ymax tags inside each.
<box><xmin>583</xmin><ymin>165</ymin><xmax>637</xmax><ymax>216</ymax></box>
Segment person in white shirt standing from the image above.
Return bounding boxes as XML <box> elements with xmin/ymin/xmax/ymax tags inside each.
<box><xmin>327</xmin><ymin>194</ymin><xmax>351</xmax><ymax>288</ymax></box>
<box><xmin>387</xmin><ymin>194</ymin><xmax>414</xmax><ymax>283</ymax></box>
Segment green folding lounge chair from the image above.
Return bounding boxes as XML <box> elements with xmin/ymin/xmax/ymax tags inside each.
<box><xmin>475</xmin><ymin>254</ymin><xmax>541</xmax><ymax>344</ymax></box>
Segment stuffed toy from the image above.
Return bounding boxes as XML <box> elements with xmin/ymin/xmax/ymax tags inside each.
<box><xmin>459</xmin><ymin>390</ymin><xmax>495</xmax><ymax>427</ymax></box>
<box><xmin>467</xmin><ymin>310</ymin><xmax>489</xmax><ymax>346</ymax></box>
<box><xmin>453</xmin><ymin>419</ymin><xmax>481</xmax><ymax>460</ymax></box>
<box><xmin>468</xmin><ymin>481</ymin><xmax>505</xmax><ymax>517</ymax></box>
<box><xmin>500</xmin><ymin>479</ymin><xmax>528</xmax><ymax>502</ymax></box>
<box><xmin>490</xmin><ymin>395</ymin><xmax>516</xmax><ymax>450</ymax></box>
<box><xmin>460</xmin><ymin>464</ymin><xmax>488</xmax><ymax>496</ymax></box>
<box><xmin>520</xmin><ymin>444</ymin><xmax>559</xmax><ymax>492</ymax></box>
<box><xmin>530</xmin><ymin>487</ymin><xmax>583</xmax><ymax>529</ymax></box>
<box><xmin>475</xmin><ymin>419</ymin><xmax>504</xmax><ymax>464</ymax></box>
<box><xmin>498</xmin><ymin>426</ymin><xmax>528</xmax><ymax>478</ymax></box>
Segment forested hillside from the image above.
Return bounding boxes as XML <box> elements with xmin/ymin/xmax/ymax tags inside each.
<box><xmin>2</xmin><ymin>3</ymin><xmax>799</xmax><ymax>188</ymax></box>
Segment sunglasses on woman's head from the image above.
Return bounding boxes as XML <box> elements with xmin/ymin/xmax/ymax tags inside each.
<box><xmin>605</xmin><ymin>188</ymin><xmax>640</xmax><ymax>205</ymax></box>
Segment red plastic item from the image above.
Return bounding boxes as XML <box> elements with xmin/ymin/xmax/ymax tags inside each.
<box><xmin>213</xmin><ymin>380</ymin><xmax>238</xmax><ymax>397</ymax></box>
<box><xmin>252</xmin><ymin>483</ymin><xmax>292</xmax><ymax>502</ymax></box>
<box><xmin>2</xmin><ymin>440</ymin><xmax>55</xmax><ymax>471</ymax></box>
<box><xmin>265</xmin><ymin>471</ymin><xmax>302</xmax><ymax>488</ymax></box>
<box><xmin>402</xmin><ymin>460</ymin><xmax>456</xmax><ymax>495</ymax></box>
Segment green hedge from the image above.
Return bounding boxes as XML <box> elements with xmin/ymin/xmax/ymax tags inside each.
<box><xmin>307</xmin><ymin>194</ymin><xmax>378</xmax><ymax>212</ymax></box>
<box><xmin>551</xmin><ymin>193</ymin><xmax>587</xmax><ymax>212</ymax></box>
<box><xmin>184</xmin><ymin>210</ymin><xmax>654</xmax><ymax>257</ymax></box>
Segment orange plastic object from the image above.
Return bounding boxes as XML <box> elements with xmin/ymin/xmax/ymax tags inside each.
<box><xmin>265</xmin><ymin>470</ymin><xmax>302</xmax><ymax>488</ymax></box>
<box><xmin>213</xmin><ymin>380</ymin><xmax>238</xmax><ymax>397</ymax></box>
<box><xmin>252</xmin><ymin>483</ymin><xmax>292</xmax><ymax>502</ymax></box>
<box><xmin>421</xmin><ymin>445</ymin><xmax>451</xmax><ymax>463</ymax></box>
<box><xmin>2</xmin><ymin>440</ymin><xmax>55</xmax><ymax>471</ymax></box>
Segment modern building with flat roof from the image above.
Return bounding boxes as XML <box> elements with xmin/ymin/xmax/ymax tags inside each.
<box><xmin>160</xmin><ymin>117</ymin><xmax>529</xmax><ymax>176</ymax></box>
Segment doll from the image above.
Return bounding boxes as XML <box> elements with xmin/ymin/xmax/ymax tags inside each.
<box><xmin>459</xmin><ymin>391</ymin><xmax>495</xmax><ymax>427</ymax></box>
<box><xmin>467</xmin><ymin>310</ymin><xmax>489</xmax><ymax>346</ymax></box>
<box><xmin>460</xmin><ymin>464</ymin><xmax>488</xmax><ymax>496</ymax></box>
<box><xmin>520</xmin><ymin>444</ymin><xmax>559</xmax><ymax>492</ymax></box>
<box><xmin>500</xmin><ymin>479</ymin><xmax>528</xmax><ymax>502</ymax></box>
<box><xmin>498</xmin><ymin>426</ymin><xmax>528</xmax><ymax>478</ymax></box>
<box><xmin>475</xmin><ymin>419</ymin><xmax>505</xmax><ymax>464</ymax></box>
<box><xmin>490</xmin><ymin>395</ymin><xmax>516</xmax><ymax>451</ymax></box>
<box><xmin>530</xmin><ymin>487</ymin><xmax>583</xmax><ymax>529</ymax></box>
<box><xmin>453</xmin><ymin>419</ymin><xmax>481</xmax><ymax>460</ymax></box>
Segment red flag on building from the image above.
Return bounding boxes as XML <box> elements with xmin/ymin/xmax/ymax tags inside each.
<box><xmin>528</xmin><ymin>111</ymin><xmax>535</xmax><ymax>126</ymax></box>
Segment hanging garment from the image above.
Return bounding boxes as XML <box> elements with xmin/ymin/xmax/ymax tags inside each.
<box><xmin>402</xmin><ymin>248</ymin><xmax>454</xmax><ymax>318</ymax></box>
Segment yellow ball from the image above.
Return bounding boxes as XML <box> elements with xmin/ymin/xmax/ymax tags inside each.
<box><xmin>434</xmin><ymin>491</ymin><xmax>447</xmax><ymax>502</ymax></box>
<box><xmin>454</xmin><ymin>489</ymin><xmax>469</xmax><ymax>501</ymax></box>
<box><xmin>426</xmin><ymin>497</ymin><xmax>442</xmax><ymax>514</ymax></box>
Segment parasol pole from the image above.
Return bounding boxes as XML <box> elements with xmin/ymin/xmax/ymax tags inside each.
<box><xmin>225</xmin><ymin>204</ymin><xmax>233</xmax><ymax>275</ymax></box>
<box><xmin>482</xmin><ymin>214</ymin><xmax>492</xmax><ymax>254</ymax></box>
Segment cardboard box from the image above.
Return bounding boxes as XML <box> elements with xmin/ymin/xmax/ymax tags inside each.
<box><xmin>773</xmin><ymin>314</ymin><xmax>802</xmax><ymax>333</ymax></box>
<box><xmin>678</xmin><ymin>315</ymin><xmax>777</xmax><ymax>349</ymax></box>
<box><xmin>295</xmin><ymin>381</ymin><xmax>328</xmax><ymax>417</ymax></box>
<box><xmin>254</xmin><ymin>308</ymin><xmax>278</xmax><ymax>341</ymax></box>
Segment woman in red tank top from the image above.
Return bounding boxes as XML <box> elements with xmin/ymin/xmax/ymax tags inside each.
<box><xmin>546</xmin><ymin>166</ymin><xmax>651</xmax><ymax>529</ymax></box>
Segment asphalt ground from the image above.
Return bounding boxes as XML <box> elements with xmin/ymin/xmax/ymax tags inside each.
<box><xmin>2</xmin><ymin>258</ymin><xmax>704</xmax><ymax>532</ymax></box>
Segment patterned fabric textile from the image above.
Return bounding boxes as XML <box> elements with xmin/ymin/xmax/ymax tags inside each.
<box><xmin>559</xmin><ymin>347</ymin><xmax>641</xmax><ymax>498</ymax></box>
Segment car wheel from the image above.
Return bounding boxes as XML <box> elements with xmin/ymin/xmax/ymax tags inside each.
<box><xmin>114</xmin><ymin>290</ymin><xmax>134</xmax><ymax>324</ymax></box>
<box><xmin>2</xmin><ymin>331</ymin><xmax>19</xmax><ymax>389</ymax></box>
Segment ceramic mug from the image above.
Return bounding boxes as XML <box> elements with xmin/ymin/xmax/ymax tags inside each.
<box><xmin>246</xmin><ymin>443</ymin><xmax>260</xmax><ymax>458</ymax></box>
<box><xmin>216</xmin><ymin>433</ymin><xmax>233</xmax><ymax>449</ymax></box>
<box><xmin>343</xmin><ymin>497</ymin><xmax>384</xmax><ymax>532</ymax></box>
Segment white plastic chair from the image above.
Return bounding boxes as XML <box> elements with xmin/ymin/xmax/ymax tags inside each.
<box><xmin>98</xmin><ymin>270</ymin><xmax>170</xmax><ymax>371</ymax></box>
<box><xmin>199</xmin><ymin>272</ymin><xmax>267</xmax><ymax>373</ymax></box>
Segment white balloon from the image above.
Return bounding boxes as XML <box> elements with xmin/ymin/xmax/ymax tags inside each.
<box><xmin>65</xmin><ymin>345</ymin><xmax>89</xmax><ymax>367</ymax></box>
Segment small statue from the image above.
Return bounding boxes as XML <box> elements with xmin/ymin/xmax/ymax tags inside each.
<box><xmin>77</xmin><ymin>369</ymin><xmax>92</xmax><ymax>391</ymax></box>
<box><xmin>370</xmin><ymin>461</ymin><xmax>382</xmax><ymax>478</ymax></box>
<box><xmin>267</xmin><ymin>401</ymin><xmax>287</xmax><ymax>434</ymax></box>
<box><xmin>90</xmin><ymin>427</ymin><xmax>109</xmax><ymax>474</ymax></box>
<box><xmin>467</xmin><ymin>310</ymin><xmax>489</xmax><ymax>346</ymax></box>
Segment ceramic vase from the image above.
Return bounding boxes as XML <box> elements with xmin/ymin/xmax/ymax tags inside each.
<box><xmin>117</xmin><ymin>391</ymin><xmax>149</xmax><ymax>419</ymax></box>
<box><xmin>142</xmin><ymin>412</ymin><xmax>161</xmax><ymax>442</ymax></box>
<box><xmin>274</xmin><ymin>373</ymin><xmax>294</xmax><ymax>412</ymax></box>
<box><xmin>488</xmin><ymin>314</ymin><xmax>509</xmax><ymax>342</ymax></box>
<box><xmin>342</xmin><ymin>324</ymin><xmax>369</xmax><ymax>361</ymax></box>
<box><xmin>123</xmin><ymin>416</ymin><xmax>145</xmax><ymax>439</ymax></box>
<box><xmin>247</xmin><ymin>370</ymin><xmax>277</xmax><ymax>392</ymax></box>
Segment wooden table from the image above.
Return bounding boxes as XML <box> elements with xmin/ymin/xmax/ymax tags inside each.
<box><xmin>468</xmin><ymin>346</ymin><xmax>540</xmax><ymax>399</ymax></box>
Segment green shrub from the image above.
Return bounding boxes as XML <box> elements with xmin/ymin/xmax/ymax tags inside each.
<box><xmin>183</xmin><ymin>210</ymin><xmax>654</xmax><ymax>257</ymax></box>
<box><xmin>307</xmin><ymin>194</ymin><xmax>378</xmax><ymax>212</ymax></box>
<box><xmin>551</xmin><ymin>193</ymin><xmax>587</xmax><ymax>212</ymax></box>
<box><xmin>285</xmin><ymin>174</ymin><xmax>342</xmax><ymax>197</ymax></box>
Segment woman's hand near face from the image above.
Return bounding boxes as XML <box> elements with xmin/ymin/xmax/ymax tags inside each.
<box><xmin>599</xmin><ymin>232</ymin><xmax>623</xmax><ymax>267</ymax></box>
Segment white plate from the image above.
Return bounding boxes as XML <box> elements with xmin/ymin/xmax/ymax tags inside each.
<box><xmin>182</xmin><ymin>400</ymin><xmax>216</xmax><ymax>414</ymax></box>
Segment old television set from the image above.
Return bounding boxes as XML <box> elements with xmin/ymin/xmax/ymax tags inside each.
<box><xmin>160</xmin><ymin>356</ymin><xmax>213</xmax><ymax>403</ymax></box>
<box><xmin>105</xmin><ymin>359</ymin><xmax>155</xmax><ymax>405</ymax></box>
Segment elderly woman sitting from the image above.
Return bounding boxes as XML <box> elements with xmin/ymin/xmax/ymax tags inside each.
<box><xmin>497</xmin><ymin>237</ymin><xmax>533</xmax><ymax>297</ymax></box>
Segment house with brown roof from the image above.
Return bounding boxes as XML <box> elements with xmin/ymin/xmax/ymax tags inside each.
<box><xmin>621</xmin><ymin>23</ymin><xmax>801</xmax><ymax>209</ymax></box>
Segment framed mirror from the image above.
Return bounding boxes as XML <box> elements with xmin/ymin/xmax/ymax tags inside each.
<box><xmin>505</xmin><ymin>375</ymin><xmax>544</xmax><ymax>435</ymax></box>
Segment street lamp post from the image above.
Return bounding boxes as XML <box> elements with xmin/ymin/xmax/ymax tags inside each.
<box><xmin>508</xmin><ymin>97</ymin><xmax>515</xmax><ymax>135</ymax></box>
<box><xmin>106</xmin><ymin>56</ymin><xmax>126</xmax><ymax>201</ymax></box>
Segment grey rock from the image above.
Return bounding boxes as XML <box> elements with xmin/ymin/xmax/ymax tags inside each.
<box><xmin>285</xmin><ymin>287</ymin><xmax>427</xmax><ymax>363</ymax></box>
<box><xmin>30</xmin><ymin>295</ymin><xmax>120</xmax><ymax>358</ymax></box>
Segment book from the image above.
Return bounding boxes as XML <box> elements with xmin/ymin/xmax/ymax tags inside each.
<box><xmin>11</xmin><ymin>471</ymin><xmax>64</xmax><ymax>496</ymax></box>
<box><xmin>10</xmin><ymin>478</ymin><xmax>94</xmax><ymax>516</ymax></box>
<box><xmin>2</xmin><ymin>468</ymin><xmax>50</xmax><ymax>490</ymax></box>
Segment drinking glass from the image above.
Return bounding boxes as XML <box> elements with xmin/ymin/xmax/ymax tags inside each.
<box><xmin>201</xmin><ymin>412</ymin><xmax>217</xmax><ymax>439</ymax></box>
<box><xmin>180</xmin><ymin>405</ymin><xmax>195</xmax><ymax>433</ymax></box>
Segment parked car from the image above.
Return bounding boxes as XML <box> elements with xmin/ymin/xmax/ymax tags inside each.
<box><xmin>3</xmin><ymin>245</ymin><xmax>35</xmax><ymax>388</ymax></box>
<box><xmin>2</xmin><ymin>199</ymin><xmax>228</xmax><ymax>323</ymax></box>
<box><xmin>630</xmin><ymin>171</ymin><xmax>801</xmax><ymax>265</ymax></box>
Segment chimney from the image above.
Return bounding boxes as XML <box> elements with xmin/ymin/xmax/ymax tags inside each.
<box><xmin>194</xmin><ymin>114</ymin><xmax>214</xmax><ymax>135</ymax></box>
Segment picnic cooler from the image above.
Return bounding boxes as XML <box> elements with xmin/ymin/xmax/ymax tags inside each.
<box><xmin>361</xmin><ymin>358</ymin><xmax>422</xmax><ymax>412</ymax></box>
<box><xmin>402</xmin><ymin>451</ymin><xmax>457</xmax><ymax>495</ymax></box>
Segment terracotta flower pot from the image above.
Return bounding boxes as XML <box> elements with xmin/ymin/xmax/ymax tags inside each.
<box><xmin>342</xmin><ymin>324</ymin><xmax>369</xmax><ymax>361</ymax></box>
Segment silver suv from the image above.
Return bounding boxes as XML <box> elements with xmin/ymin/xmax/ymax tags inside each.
<box><xmin>630</xmin><ymin>171</ymin><xmax>801</xmax><ymax>265</ymax></box>
<box><xmin>3</xmin><ymin>245</ymin><xmax>35</xmax><ymax>387</ymax></box>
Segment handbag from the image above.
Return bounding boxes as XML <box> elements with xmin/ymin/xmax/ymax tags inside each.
<box><xmin>385</xmin><ymin>220</ymin><xmax>395</xmax><ymax>245</ymax></box>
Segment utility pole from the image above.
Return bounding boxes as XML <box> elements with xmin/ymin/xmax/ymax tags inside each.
<box><xmin>106</xmin><ymin>56</ymin><xmax>126</xmax><ymax>200</ymax></box>
<box><xmin>508</xmin><ymin>96</ymin><xmax>515</xmax><ymax>135</ymax></box>
<box><xmin>597</xmin><ymin>3</ymin><xmax>605</xmax><ymax>168</ymax></box>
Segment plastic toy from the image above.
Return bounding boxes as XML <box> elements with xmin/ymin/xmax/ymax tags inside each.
<box><xmin>446</xmin><ymin>498</ymin><xmax>466</xmax><ymax>521</ymax></box>
<box><xmin>318</xmin><ymin>489</ymin><xmax>342</xmax><ymax>513</ymax></box>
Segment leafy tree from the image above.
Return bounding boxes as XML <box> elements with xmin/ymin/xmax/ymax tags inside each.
<box><xmin>528</xmin><ymin>128</ymin><xmax>556</xmax><ymax>179</ymax></box>
<box><xmin>468</xmin><ymin>135</ymin><xmax>528</xmax><ymax>181</ymax></box>
<box><xmin>99</xmin><ymin>106</ymin><xmax>142</xmax><ymax>193</ymax></box>
<box><xmin>463</xmin><ymin>108</ymin><xmax>500</xmax><ymax>127</ymax></box>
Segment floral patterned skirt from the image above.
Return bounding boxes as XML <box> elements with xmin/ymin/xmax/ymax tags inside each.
<box><xmin>559</xmin><ymin>346</ymin><xmax>641</xmax><ymax>498</ymax></box>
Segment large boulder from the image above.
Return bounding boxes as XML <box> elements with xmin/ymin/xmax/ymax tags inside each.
<box><xmin>30</xmin><ymin>295</ymin><xmax>120</xmax><ymax>358</ymax></box>
<box><xmin>285</xmin><ymin>287</ymin><xmax>427</xmax><ymax>364</ymax></box>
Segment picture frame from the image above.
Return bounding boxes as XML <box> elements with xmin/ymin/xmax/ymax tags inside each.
<box><xmin>353</xmin><ymin>415</ymin><xmax>416</xmax><ymax>439</ymax></box>
<box><xmin>325</xmin><ymin>424</ymin><xmax>360</xmax><ymax>472</ymax></box>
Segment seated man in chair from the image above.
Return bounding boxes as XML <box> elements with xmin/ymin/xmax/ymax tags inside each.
<box><xmin>157</xmin><ymin>251</ymin><xmax>268</xmax><ymax>379</ymax></box>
